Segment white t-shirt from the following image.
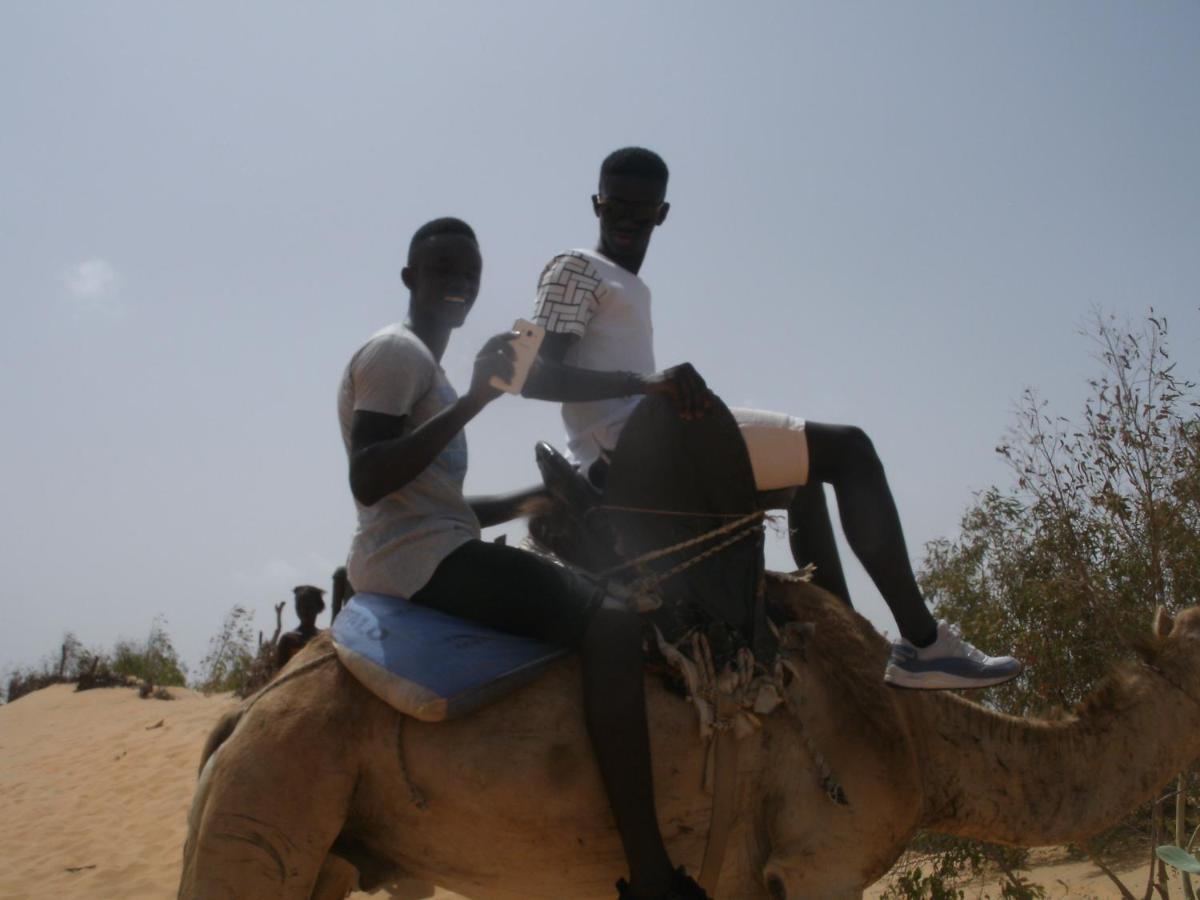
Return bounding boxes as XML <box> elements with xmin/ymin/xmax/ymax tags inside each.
<box><xmin>338</xmin><ymin>324</ymin><xmax>479</xmax><ymax>598</ymax></box>
<box><xmin>532</xmin><ymin>249</ymin><xmax>655</xmax><ymax>470</ymax></box>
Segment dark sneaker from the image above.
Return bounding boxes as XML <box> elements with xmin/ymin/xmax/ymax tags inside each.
<box><xmin>884</xmin><ymin>620</ymin><xmax>1022</xmax><ymax>690</ymax></box>
<box><xmin>616</xmin><ymin>868</ymin><xmax>710</xmax><ymax>900</ymax></box>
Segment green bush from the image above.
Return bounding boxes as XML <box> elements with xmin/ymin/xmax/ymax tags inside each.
<box><xmin>902</xmin><ymin>314</ymin><xmax>1194</xmax><ymax>896</ymax></box>
<box><xmin>110</xmin><ymin>615</ymin><xmax>188</xmax><ymax>687</ymax></box>
<box><xmin>195</xmin><ymin>606</ymin><xmax>258</xmax><ymax>695</ymax></box>
<box><xmin>3</xmin><ymin>617</ymin><xmax>193</xmax><ymax>703</ymax></box>
<box><xmin>880</xmin><ymin>835</ymin><xmax>1045</xmax><ymax>899</ymax></box>
<box><xmin>920</xmin><ymin>312</ymin><xmax>1198</xmax><ymax>717</ymax></box>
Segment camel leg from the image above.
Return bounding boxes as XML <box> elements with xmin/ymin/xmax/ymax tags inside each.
<box><xmin>309</xmin><ymin>851</ymin><xmax>437</xmax><ymax>900</ymax></box>
<box><xmin>311</xmin><ymin>854</ymin><xmax>359</xmax><ymax>900</ymax></box>
<box><xmin>178</xmin><ymin>706</ymin><xmax>357</xmax><ymax>899</ymax></box>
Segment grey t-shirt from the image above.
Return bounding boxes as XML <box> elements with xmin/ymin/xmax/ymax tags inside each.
<box><xmin>338</xmin><ymin>324</ymin><xmax>479</xmax><ymax>598</ymax></box>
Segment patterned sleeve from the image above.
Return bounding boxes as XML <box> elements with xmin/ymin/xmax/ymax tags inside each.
<box><xmin>532</xmin><ymin>252</ymin><xmax>605</xmax><ymax>338</ymax></box>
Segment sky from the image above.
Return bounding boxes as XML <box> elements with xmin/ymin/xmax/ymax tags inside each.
<box><xmin>2</xmin><ymin>2</ymin><xmax>1198</xmax><ymax>680</ymax></box>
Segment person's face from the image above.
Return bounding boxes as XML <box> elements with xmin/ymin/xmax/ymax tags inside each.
<box><xmin>593</xmin><ymin>175</ymin><xmax>669</xmax><ymax>260</ymax></box>
<box><xmin>296</xmin><ymin>596</ymin><xmax>323</xmax><ymax>623</ymax></box>
<box><xmin>402</xmin><ymin>234</ymin><xmax>483</xmax><ymax>329</ymax></box>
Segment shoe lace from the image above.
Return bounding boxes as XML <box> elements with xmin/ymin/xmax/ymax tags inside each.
<box><xmin>943</xmin><ymin>622</ymin><xmax>989</xmax><ymax>663</ymax></box>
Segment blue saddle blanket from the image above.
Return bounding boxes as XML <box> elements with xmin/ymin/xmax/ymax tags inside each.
<box><xmin>331</xmin><ymin>593</ymin><xmax>567</xmax><ymax>722</ymax></box>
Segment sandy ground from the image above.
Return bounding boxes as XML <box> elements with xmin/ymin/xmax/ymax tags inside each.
<box><xmin>0</xmin><ymin>683</ymin><xmax>1190</xmax><ymax>899</ymax></box>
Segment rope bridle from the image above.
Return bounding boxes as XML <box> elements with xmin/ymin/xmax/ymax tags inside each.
<box><xmin>591</xmin><ymin>507</ymin><xmax>767</xmax><ymax>606</ymax></box>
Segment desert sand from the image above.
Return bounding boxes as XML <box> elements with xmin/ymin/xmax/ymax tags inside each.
<box><xmin>0</xmin><ymin>682</ymin><xmax>1185</xmax><ymax>899</ymax></box>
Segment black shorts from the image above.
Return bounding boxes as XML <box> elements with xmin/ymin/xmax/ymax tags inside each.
<box><xmin>410</xmin><ymin>540</ymin><xmax>603</xmax><ymax>648</ymax></box>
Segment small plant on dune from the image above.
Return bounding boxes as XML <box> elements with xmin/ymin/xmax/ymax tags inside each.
<box><xmin>4</xmin><ymin>628</ymin><xmax>102</xmax><ymax>700</ymax></box>
<box><xmin>882</xmin><ymin>856</ymin><xmax>968</xmax><ymax>900</ymax></box>
<box><xmin>235</xmin><ymin>642</ymin><xmax>280</xmax><ymax>698</ymax></box>
<box><xmin>195</xmin><ymin>605</ymin><xmax>258</xmax><ymax>695</ymax></box>
<box><xmin>881</xmin><ymin>835</ymin><xmax>1046</xmax><ymax>900</ymax></box>
<box><xmin>1155</xmin><ymin>785</ymin><xmax>1200</xmax><ymax>899</ymax></box>
<box><xmin>1157</xmin><ymin>844</ymin><xmax>1200</xmax><ymax>874</ymax></box>
<box><xmin>74</xmin><ymin>648</ymin><xmax>124</xmax><ymax>692</ymax></box>
<box><xmin>5</xmin><ymin>666</ymin><xmax>60</xmax><ymax>703</ymax></box>
<box><xmin>110</xmin><ymin>615</ymin><xmax>188</xmax><ymax>688</ymax></box>
<box><xmin>3</xmin><ymin>618</ymin><xmax>188</xmax><ymax>702</ymax></box>
<box><xmin>233</xmin><ymin>601</ymin><xmax>291</xmax><ymax>698</ymax></box>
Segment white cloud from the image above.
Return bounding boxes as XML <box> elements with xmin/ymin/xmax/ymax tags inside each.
<box><xmin>62</xmin><ymin>257</ymin><xmax>126</xmax><ymax>316</ymax></box>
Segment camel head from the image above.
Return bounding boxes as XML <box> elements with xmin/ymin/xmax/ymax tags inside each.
<box><xmin>528</xmin><ymin>441</ymin><xmax>621</xmax><ymax>572</ymax></box>
<box><xmin>733</xmin><ymin>581</ymin><xmax>923</xmax><ymax>899</ymax></box>
<box><xmin>1136</xmin><ymin>605</ymin><xmax>1200</xmax><ymax>704</ymax></box>
<box><xmin>748</xmin><ymin>679</ymin><xmax>921</xmax><ymax>900</ymax></box>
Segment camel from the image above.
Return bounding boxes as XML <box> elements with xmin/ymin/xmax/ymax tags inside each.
<box><xmin>179</xmin><ymin>574</ymin><xmax>1200</xmax><ymax>900</ymax></box>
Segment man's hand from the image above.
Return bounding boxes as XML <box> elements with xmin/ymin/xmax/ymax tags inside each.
<box><xmin>641</xmin><ymin>362</ymin><xmax>714</xmax><ymax>420</ymax></box>
<box><xmin>466</xmin><ymin>332</ymin><xmax>517</xmax><ymax>406</ymax></box>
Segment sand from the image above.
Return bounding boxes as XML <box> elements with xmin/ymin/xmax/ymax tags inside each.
<box><xmin>0</xmin><ymin>682</ymin><xmax>1188</xmax><ymax>899</ymax></box>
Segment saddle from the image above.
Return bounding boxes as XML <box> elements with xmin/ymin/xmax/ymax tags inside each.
<box><xmin>332</xmin><ymin>592</ymin><xmax>566</xmax><ymax>721</ymax></box>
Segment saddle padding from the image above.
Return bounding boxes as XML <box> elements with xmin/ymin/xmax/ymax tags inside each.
<box><xmin>332</xmin><ymin>593</ymin><xmax>567</xmax><ymax>722</ymax></box>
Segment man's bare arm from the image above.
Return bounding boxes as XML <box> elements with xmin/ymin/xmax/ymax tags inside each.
<box><xmin>521</xmin><ymin>332</ymin><xmax>645</xmax><ymax>402</ymax></box>
<box><xmin>348</xmin><ymin>399</ymin><xmax>488</xmax><ymax>507</ymax></box>
<box><xmin>522</xmin><ymin>332</ymin><xmax>713</xmax><ymax>418</ymax></box>
<box><xmin>349</xmin><ymin>334</ymin><xmax>514</xmax><ymax>507</ymax></box>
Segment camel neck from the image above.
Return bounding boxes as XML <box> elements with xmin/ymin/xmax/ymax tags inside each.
<box><xmin>910</xmin><ymin>665</ymin><xmax>1200</xmax><ymax>845</ymax></box>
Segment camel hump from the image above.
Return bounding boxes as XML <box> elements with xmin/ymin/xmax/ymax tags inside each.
<box><xmin>606</xmin><ymin>393</ymin><xmax>772</xmax><ymax>658</ymax></box>
<box><xmin>331</xmin><ymin>593</ymin><xmax>566</xmax><ymax>721</ymax></box>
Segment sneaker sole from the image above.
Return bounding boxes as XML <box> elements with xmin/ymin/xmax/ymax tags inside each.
<box><xmin>883</xmin><ymin>664</ymin><xmax>1023</xmax><ymax>691</ymax></box>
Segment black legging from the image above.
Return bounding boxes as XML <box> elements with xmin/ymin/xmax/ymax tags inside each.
<box><xmin>413</xmin><ymin>539</ymin><xmax>676</xmax><ymax>892</ymax></box>
<box><xmin>411</xmin><ymin>540</ymin><xmax>602</xmax><ymax>648</ymax></box>
<box><xmin>787</xmin><ymin>422</ymin><xmax>938</xmax><ymax>645</ymax></box>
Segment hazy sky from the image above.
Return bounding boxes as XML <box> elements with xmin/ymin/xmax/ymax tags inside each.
<box><xmin>3</xmin><ymin>2</ymin><xmax>1198</xmax><ymax>678</ymax></box>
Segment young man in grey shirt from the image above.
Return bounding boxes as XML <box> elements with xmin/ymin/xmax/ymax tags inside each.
<box><xmin>340</xmin><ymin>217</ymin><xmax>709</xmax><ymax>900</ymax></box>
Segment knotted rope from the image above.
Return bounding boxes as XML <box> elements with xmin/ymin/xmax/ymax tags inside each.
<box><xmin>594</xmin><ymin>509</ymin><xmax>766</xmax><ymax>608</ymax></box>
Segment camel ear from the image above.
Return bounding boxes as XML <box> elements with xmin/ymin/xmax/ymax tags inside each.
<box><xmin>1154</xmin><ymin>606</ymin><xmax>1175</xmax><ymax>638</ymax></box>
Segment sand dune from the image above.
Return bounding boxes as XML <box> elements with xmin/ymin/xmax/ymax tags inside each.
<box><xmin>0</xmin><ymin>685</ymin><xmax>462</xmax><ymax>900</ymax></box>
<box><xmin>0</xmin><ymin>684</ymin><xmax>232</xmax><ymax>899</ymax></box>
<box><xmin>0</xmin><ymin>683</ymin><xmax>1179</xmax><ymax>898</ymax></box>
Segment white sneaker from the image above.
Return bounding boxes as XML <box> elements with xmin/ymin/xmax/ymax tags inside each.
<box><xmin>884</xmin><ymin>620</ymin><xmax>1022</xmax><ymax>690</ymax></box>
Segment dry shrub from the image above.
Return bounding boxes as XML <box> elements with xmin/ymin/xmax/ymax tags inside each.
<box><xmin>3</xmin><ymin>621</ymin><xmax>187</xmax><ymax>702</ymax></box>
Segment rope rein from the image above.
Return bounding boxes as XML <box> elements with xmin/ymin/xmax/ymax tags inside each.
<box><xmin>595</xmin><ymin>503</ymin><xmax>765</xmax><ymax>520</ymax></box>
<box><xmin>590</xmin><ymin>509</ymin><xmax>766</xmax><ymax>610</ymax></box>
<box><xmin>597</xmin><ymin>510</ymin><xmax>765</xmax><ymax>579</ymax></box>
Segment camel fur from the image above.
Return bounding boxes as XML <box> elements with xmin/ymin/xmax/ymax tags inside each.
<box><xmin>179</xmin><ymin>580</ymin><xmax>1200</xmax><ymax>900</ymax></box>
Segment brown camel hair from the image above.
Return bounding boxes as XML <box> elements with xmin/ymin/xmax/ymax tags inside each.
<box><xmin>179</xmin><ymin>579</ymin><xmax>1200</xmax><ymax>900</ymax></box>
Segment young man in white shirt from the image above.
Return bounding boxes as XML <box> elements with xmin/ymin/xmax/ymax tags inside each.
<box><xmin>523</xmin><ymin>148</ymin><xmax>1021</xmax><ymax>691</ymax></box>
<box><xmin>341</xmin><ymin>218</ymin><xmax>709</xmax><ymax>900</ymax></box>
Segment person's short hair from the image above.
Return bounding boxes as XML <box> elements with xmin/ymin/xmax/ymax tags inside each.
<box><xmin>600</xmin><ymin>147</ymin><xmax>669</xmax><ymax>187</ymax></box>
<box><xmin>407</xmin><ymin>217</ymin><xmax>478</xmax><ymax>266</ymax></box>
<box><xmin>293</xmin><ymin>585</ymin><xmax>327</xmax><ymax>612</ymax></box>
